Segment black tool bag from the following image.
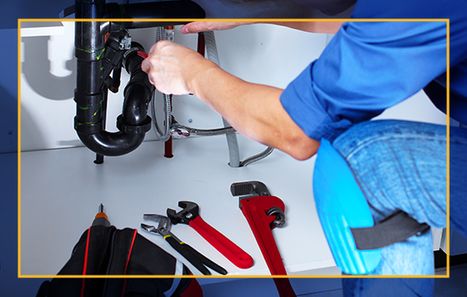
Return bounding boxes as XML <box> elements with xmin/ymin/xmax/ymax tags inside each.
<box><xmin>36</xmin><ymin>226</ymin><xmax>203</xmax><ymax>297</ymax></box>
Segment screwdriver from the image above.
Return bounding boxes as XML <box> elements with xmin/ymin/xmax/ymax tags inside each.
<box><xmin>92</xmin><ymin>203</ymin><xmax>111</xmax><ymax>227</ymax></box>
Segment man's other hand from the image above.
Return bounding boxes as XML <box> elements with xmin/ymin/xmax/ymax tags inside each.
<box><xmin>180</xmin><ymin>22</ymin><xmax>250</xmax><ymax>34</ymax></box>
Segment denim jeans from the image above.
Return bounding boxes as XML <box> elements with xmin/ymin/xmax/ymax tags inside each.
<box><xmin>331</xmin><ymin>120</ymin><xmax>467</xmax><ymax>296</ymax></box>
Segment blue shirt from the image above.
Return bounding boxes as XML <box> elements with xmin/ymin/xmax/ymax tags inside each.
<box><xmin>280</xmin><ymin>1</ymin><xmax>467</xmax><ymax>141</ymax></box>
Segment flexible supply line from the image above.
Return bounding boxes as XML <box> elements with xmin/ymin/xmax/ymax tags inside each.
<box><xmin>204</xmin><ymin>31</ymin><xmax>275</xmax><ymax>167</ymax></box>
<box><xmin>202</xmin><ymin>31</ymin><xmax>241</xmax><ymax>167</ymax></box>
<box><xmin>171</xmin><ymin>122</ymin><xmax>236</xmax><ymax>138</ymax></box>
<box><xmin>163</xmin><ymin>26</ymin><xmax>176</xmax><ymax>158</ymax></box>
<box><xmin>151</xmin><ymin>27</ymin><xmax>172</xmax><ymax>142</ymax></box>
<box><xmin>240</xmin><ymin>147</ymin><xmax>274</xmax><ymax>167</ymax></box>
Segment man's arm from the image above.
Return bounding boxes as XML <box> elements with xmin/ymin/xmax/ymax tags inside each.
<box><xmin>191</xmin><ymin>66</ymin><xmax>319</xmax><ymax>160</ymax></box>
<box><xmin>141</xmin><ymin>41</ymin><xmax>319</xmax><ymax>160</ymax></box>
<box><xmin>142</xmin><ymin>21</ymin><xmax>448</xmax><ymax>161</ymax></box>
<box><xmin>181</xmin><ymin>21</ymin><xmax>342</xmax><ymax>34</ymax></box>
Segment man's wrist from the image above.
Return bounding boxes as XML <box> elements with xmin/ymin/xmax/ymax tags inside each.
<box><xmin>187</xmin><ymin>60</ymin><xmax>220</xmax><ymax>99</ymax></box>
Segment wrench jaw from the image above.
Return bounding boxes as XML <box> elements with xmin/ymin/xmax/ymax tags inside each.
<box><xmin>240</xmin><ymin>198</ymin><xmax>287</xmax><ymax>231</ymax></box>
<box><xmin>231</xmin><ymin>181</ymin><xmax>286</xmax><ymax>230</ymax></box>
<box><xmin>140</xmin><ymin>223</ymin><xmax>157</xmax><ymax>234</ymax></box>
<box><xmin>266</xmin><ymin>207</ymin><xmax>286</xmax><ymax>229</ymax></box>
<box><xmin>167</xmin><ymin>201</ymin><xmax>200</xmax><ymax>225</ymax></box>
<box><xmin>230</xmin><ymin>181</ymin><xmax>271</xmax><ymax>198</ymax></box>
<box><xmin>142</xmin><ymin>213</ymin><xmax>229</xmax><ymax>275</ymax></box>
<box><xmin>142</xmin><ymin>214</ymin><xmax>172</xmax><ymax>237</ymax></box>
<box><xmin>178</xmin><ymin>201</ymin><xmax>199</xmax><ymax>217</ymax></box>
<box><xmin>166</xmin><ymin>208</ymin><xmax>181</xmax><ymax>224</ymax></box>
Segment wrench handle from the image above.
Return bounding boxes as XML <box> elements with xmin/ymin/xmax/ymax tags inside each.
<box><xmin>239</xmin><ymin>196</ymin><xmax>296</xmax><ymax>297</ymax></box>
<box><xmin>240</xmin><ymin>196</ymin><xmax>287</xmax><ymax>275</ymax></box>
<box><xmin>189</xmin><ymin>216</ymin><xmax>254</xmax><ymax>269</ymax></box>
<box><xmin>274</xmin><ymin>279</ymin><xmax>297</xmax><ymax>297</ymax></box>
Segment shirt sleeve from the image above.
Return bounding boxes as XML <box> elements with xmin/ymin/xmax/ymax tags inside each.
<box><xmin>280</xmin><ymin>21</ymin><xmax>447</xmax><ymax>141</ymax></box>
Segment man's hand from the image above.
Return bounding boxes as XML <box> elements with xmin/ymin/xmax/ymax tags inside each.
<box><xmin>141</xmin><ymin>40</ymin><xmax>218</xmax><ymax>95</ymax></box>
<box><xmin>180</xmin><ymin>22</ymin><xmax>250</xmax><ymax>34</ymax></box>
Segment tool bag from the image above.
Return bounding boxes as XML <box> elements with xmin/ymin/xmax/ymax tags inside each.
<box><xmin>36</xmin><ymin>226</ymin><xmax>203</xmax><ymax>297</ymax></box>
<box><xmin>313</xmin><ymin>139</ymin><xmax>430</xmax><ymax>275</ymax></box>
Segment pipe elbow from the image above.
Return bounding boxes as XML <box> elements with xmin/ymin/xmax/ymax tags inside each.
<box><xmin>122</xmin><ymin>83</ymin><xmax>151</xmax><ymax>125</ymax></box>
<box><xmin>78</xmin><ymin>131</ymin><xmax>145</xmax><ymax>156</ymax></box>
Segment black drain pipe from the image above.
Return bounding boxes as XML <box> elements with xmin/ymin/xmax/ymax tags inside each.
<box><xmin>73</xmin><ymin>0</ymin><xmax>204</xmax><ymax>160</ymax></box>
<box><xmin>74</xmin><ymin>0</ymin><xmax>153</xmax><ymax>157</ymax></box>
<box><xmin>74</xmin><ymin>48</ymin><xmax>153</xmax><ymax>156</ymax></box>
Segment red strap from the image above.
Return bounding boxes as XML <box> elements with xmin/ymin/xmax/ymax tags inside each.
<box><xmin>120</xmin><ymin>229</ymin><xmax>138</xmax><ymax>297</ymax></box>
<box><xmin>123</xmin><ymin>229</ymin><xmax>138</xmax><ymax>274</ymax></box>
<box><xmin>80</xmin><ymin>228</ymin><xmax>92</xmax><ymax>297</ymax></box>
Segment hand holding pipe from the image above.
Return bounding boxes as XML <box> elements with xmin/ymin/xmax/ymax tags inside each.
<box><xmin>73</xmin><ymin>0</ymin><xmax>204</xmax><ymax>158</ymax></box>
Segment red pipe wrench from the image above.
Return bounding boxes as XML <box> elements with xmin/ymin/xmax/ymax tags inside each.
<box><xmin>167</xmin><ymin>201</ymin><xmax>254</xmax><ymax>269</ymax></box>
<box><xmin>231</xmin><ymin>181</ymin><xmax>296</xmax><ymax>297</ymax></box>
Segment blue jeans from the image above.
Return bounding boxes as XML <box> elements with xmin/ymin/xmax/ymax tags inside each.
<box><xmin>331</xmin><ymin>120</ymin><xmax>467</xmax><ymax>295</ymax></box>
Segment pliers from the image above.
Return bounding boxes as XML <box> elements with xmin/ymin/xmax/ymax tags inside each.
<box><xmin>141</xmin><ymin>214</ymin><xmax>227</xmax><ymax>275</ymax></box>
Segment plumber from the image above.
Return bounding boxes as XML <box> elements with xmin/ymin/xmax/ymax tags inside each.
<box><xmin>141</xmin><ymin>1</ymin><xmax>466</xmax><ymax>295</ymax></box>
